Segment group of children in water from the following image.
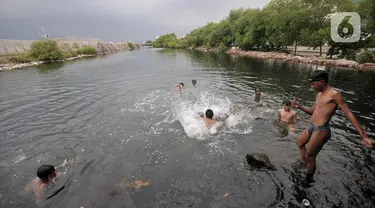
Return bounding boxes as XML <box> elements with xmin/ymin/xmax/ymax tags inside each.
<box><xmin>25</xmin><ymin>79</ymin><xmax>300</xmax><ymax>203</ymax></box>
<box><xmin>173</xmin><ymin>79</ymin><xmax>298</xmax><ymax>133</ymax></box>
<box><xmin>25</xmin><ymin>70</ymin><xmax>375</xmax><ymax>204</ymax></box>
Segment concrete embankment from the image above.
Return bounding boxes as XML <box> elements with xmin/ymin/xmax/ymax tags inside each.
<box><xmin>0</xmin><ymin>37</ymin><xmax>140</xmax><ymax>71</ymax></box>
<box><xmin>0</xmin><ymin>37</ymin><xmax>138</xmax><ymax>55</ymax></box>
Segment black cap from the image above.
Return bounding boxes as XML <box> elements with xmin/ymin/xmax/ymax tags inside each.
<box><xmin>308</xmin><ymin>70</ymin><xmax>328</xmax><ymax>82</ymax></box>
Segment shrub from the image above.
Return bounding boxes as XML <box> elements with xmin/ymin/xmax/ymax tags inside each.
<box><xmin>29</xmin><ymin>39</ymin><xmax>64</xmax><ymax>61</ymax></box>
<box><xmin>127</xmin><ymin>42</ymin><xmax>135</xmax><ymax>50</ymax></box>
<box><xmin>63</xmin><ymin>48</ymin><xmax>79</xmax><ymax>58</ymax></box>
<box><xmin>9</xmin><ymin>53</ymin><xmax>35</xmax><ymax>63</ymax></box>
<box><xmin>218</xmin><ymin>42</ymin><xmax>229</xmax><ymax>52</ymax></box>
<box><xmin>60</xmin><ymin>43</ymin><xmax>71</xmax><ymax>52</ymax></box>
<box><xmin>356</xmin><ymin>49</ymin><xmax>375</xmax><ymax>63</ymax></box>
<box><xmin>77</xmin><ymin>45</ymin><xmax>97</xmax><ymax>55</ymax></box>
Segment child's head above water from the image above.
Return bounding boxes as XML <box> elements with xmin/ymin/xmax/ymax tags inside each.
<box><xmin>282</xmin><ymin>99</ymin><xmax>291</xmax><ymax>111</ymax></box>
<box><xmin>37</xmin><ymin>165</ymin><xmax>56</xmax><ymax>183</ymax></box>
<box><xmin>205</xmin><ymin>109</ymin><xmax>214</xmax><ymax>119</ymax></box>
<box><xmin>192</xmin><ymin>79</ymin><xmax>197</xmax><ymax>86</ymax></box>
<box><xmin>179</xmin><ymin>82</ymin><xmax>184</xmax><ymax>87</ymax></box>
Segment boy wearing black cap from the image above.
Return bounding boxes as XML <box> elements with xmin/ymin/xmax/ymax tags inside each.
<box><xmin>291</xmin><ymin>70</ymin><xmax>374</xmax><ymax>180</ymax></box>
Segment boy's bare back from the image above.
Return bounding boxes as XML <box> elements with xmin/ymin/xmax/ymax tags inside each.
<box><xmin>24</xmin><ymin>178</ymin><xmax>47</xmax><ymax>202</ymax></box>
<box><xmin>202</xmin><ymin>117</ymin><xmax>217</xmax><ymax>129</ymax></box>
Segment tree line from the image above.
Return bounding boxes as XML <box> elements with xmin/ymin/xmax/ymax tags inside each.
<box><xmin>152</xmin><ymin>0</ymin><xmax>375</xmax><ymax>62</ymax></box>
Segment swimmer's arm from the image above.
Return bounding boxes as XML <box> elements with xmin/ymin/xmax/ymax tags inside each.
<box><xmin>297</xmin><ymin>104</ymin><xmax>314</xmax><ymax>115</ymax></box>
<box><xmin>292</xmin><ymin>97</ymin><xmax>314</xmax><ymax>115</ymax></box>
<box><xmin>278</xmin><ymin>110</ymin><xmax>281</xmax><ymax>122</ymax></box>
<box><xmin>293</xmin><ymin>111</ymin><xmax>297</xmax><ymax>124</ymax></box>
<box><xmin>333</xmin><ymin>92</ymin><xmax>368</xmax><ymax>139</ymax></box>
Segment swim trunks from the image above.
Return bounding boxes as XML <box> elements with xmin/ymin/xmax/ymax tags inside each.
<box><xmin>308</xmin><ymin>123</ymin><xmax>331</xmax><ymax>140</ymax></box>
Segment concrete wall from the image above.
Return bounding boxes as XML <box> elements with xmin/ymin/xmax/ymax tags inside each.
<box><xmin>0</xmin><ymin>37</ymin><xmax>127</xmax><ymax>55</ymax></box>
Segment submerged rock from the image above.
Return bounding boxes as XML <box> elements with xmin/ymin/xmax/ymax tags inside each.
<box><xmin>245</xmin><ymin>153</ymin><xmax>277</xmax><ymax>170</ymax></box>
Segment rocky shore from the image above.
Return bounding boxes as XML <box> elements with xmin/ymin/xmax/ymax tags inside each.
<box><xmin>194</xmin><ymin>47</ymin><xmax>375</xmax><ymax>71</ymax></box>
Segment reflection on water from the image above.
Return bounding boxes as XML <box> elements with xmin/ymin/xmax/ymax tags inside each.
<box><xmin>37</xmin><ymin>62</ymin><xmax>66</xmax><ymax>72</ymax></box>
<box><xmin>0</xmin><ymin>49</ymin><xmax>375</xmax><ymax>207</ymax></box>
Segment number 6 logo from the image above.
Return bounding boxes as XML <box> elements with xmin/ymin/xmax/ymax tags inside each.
<box><xmin>330</xmin><ymin>12</ymin><xmax>361</xmax><ymax>43</ymax></box>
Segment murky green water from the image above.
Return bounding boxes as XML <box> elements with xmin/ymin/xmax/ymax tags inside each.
<box><xmin>1</xmin><ymin>49</ymin><xmax>375</xmax><ymax>208</ymax></box>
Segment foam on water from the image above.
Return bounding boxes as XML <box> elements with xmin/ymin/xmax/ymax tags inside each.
<box><xmin>126</xmin><ymin>89</ymin><xmax>268</xmax><ymax>140</ymax></box>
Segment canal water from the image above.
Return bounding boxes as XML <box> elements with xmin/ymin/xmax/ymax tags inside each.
<box><xmin>1</xmin><ymin>48</ymin><xmax>374</xmax><ymax>208</ymax></box>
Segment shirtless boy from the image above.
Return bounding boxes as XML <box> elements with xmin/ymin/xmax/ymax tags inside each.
<box><xmin>278</xmin><ymin>99</ymin><xmax>297</xmax><ymax>131</ymax></box>
<box><xmin>292</xmin><ymin>70</ymin><xmax>374</xmax><ymax>180</ymax></box>
<box><xmin>255</xmin><ymin>88</ymin><xmax>261</xmax><ymax>102</ymax></box>
<box><xmin>173</xmin><ymin>82</ymin><xmax>184</xmax><ymax>92</ymax></box>
<box><xmin>24</xmin><ymin>165</ymin><xmax>58</xmax><ymax>203</ymax></box>
<box><xmin>200</xmin><ymin>109</ymin><xmax>217</xmax><ymax>129</ymax></box>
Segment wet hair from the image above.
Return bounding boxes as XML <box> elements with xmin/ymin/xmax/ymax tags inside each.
<box><xmin>179</xmin><ymin>82</ymin><xmax>184</xmax><ymax>87</ymax></box>
<box><xmin>282</xmin><ymin>99</ymin><xmax>291</xmax><ymax>106</ymax></box>
<box><xmin>37</xmin><ymin>165</ymin><xmax>55</xmax><ymax>181</ymax></box>
<box><xmin>255</xmin><ymin>88</ymin><xmax>261</xmax><ymax>92</ymax></box>
<box><xmin>205</xmin><ymin>109</ymin><xmax>214</xmax><ymax>119</ymax></box>
<box><xmin>192</xmin><ymin>79</ymin><xmax>197</xmax><ymax>85</ymax></box>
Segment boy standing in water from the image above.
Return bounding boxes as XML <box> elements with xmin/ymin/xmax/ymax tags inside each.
<box><xmin>278</xmin><ymin>99</ymin><xmax>297</xmax><ymax>132</ymax></box>
<box><xmin>255</xmin><ymin>88</ymin><xmax>261</xmax><ymax>102</ymax></box>
<box><xmin>292</xmin><ymin>70</ymin><xmax>374</xmax><ymax>180</ymax></box>
<box><xmin>24</xmin><ymin>165</ymin><xmax>58</xmax><ymax>203</ymax></box>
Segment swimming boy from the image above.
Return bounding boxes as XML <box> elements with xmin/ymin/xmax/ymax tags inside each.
<box><xmin>24</xmin><ymin>165</ymin><xmax>58</xmax><ymax>203</ymax></box>
<box><xmin>278</xmin><ymin>99</ymin><xmax>297</xmax><ymax>132</ymax></box>
<box><xmin>200</xmin><ymin>109</ymin><xmax>217</xmax><ymax>129</ymax></box>
<box><xmin>292</xmin><ymin>70</ymin><xmax>374</xmax><ymax>180</ymax></box>
<box><xmin>173</xmin><ymin>82</ymin><xmax>184</xmax><ymax>92</ymax></box>
<box><xmin>192</xmin><ymin>79</ymin><xmax>197</xmax><ymax>86</ymax></box>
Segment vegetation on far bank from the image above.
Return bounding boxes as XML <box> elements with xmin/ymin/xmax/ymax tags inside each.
<box><xmin>152</xmin><ymin>0</ymin><xmax>375</xmax><ymax>63</ymax></box>
<box><xmin>1</xmin><ymin>39</ymin><xmax>140</xmax><ymax>65</ymax></box>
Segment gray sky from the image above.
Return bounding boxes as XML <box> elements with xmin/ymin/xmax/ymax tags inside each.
<box><xmin>1</xmin><ymin>0</ymin><xmax>268</xmax><ymax>42</ymax></box>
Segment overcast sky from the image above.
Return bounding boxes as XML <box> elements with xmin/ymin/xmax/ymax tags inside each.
<box><xmin>1</xmin><ymin>0</ymin><xmax>268</xmax><ymax>42</ymax></box>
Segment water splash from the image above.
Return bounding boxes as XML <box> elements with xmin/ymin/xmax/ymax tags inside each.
<box><xmin>127</xmin><ymin>89</ymin><xmax>267</xmax><ymax>140</ymax></box>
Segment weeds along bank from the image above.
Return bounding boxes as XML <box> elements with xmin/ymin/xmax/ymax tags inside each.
<box><xmin>0</xmin><ymin>39</ymin><xmax>140</xmax><ymax>71</ymax></box>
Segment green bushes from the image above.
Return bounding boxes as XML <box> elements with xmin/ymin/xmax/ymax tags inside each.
<box><xmin>6</xmin><ymin>39</ymin><xmax>139</xmax><ymax>64</ymax></box>
<box><xmin>8</xmin><ymin>53</ymin><xmax>35</xmax><ymax>63</ymax></box>
<box><xmin>63</xmin><ymin>48</ymin><xmax>79</xmax><ymax>58</ymax></box>
<box><xmin>28</xmin><ymin>40</ymin><xmax>98</xmax><ymax>61</ymax></box>
<box><xmin>77</xmin><ymin>45</ymin><xmax>97</xmax><ymax>55</ymax></box>
<box><xmin>29</xmin><ymin>39</ymin><xmax>64</xmax><ymax>61</ymax></box>
<box><xmin>356</xmin><ymin>50</ymin><xmax>375</xmax><ymax>63</ymax></box>
<box><xmin>152</xmin><ymin>33</ymin><xmax>188</xmax><ymax>49</ymax></box>
<box><xmin>154</xmin><ymin>0</ymin><xmax>374</xmax><ymax>59</ymax></box>
<box><xmin>127</xmin><ymin>42</ymin><xmax>135</xmax><ymax>50</ymax></box>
